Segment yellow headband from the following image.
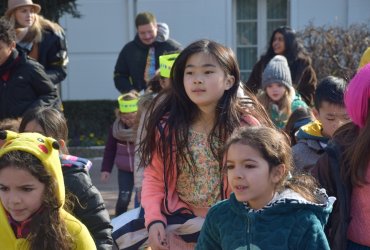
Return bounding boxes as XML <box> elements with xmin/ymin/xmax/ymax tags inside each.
<box><xmin>118</xmin><ymin>95</ymin><xmax>138</xmax><ymax>113</ymax></box>
<box><xmin>159</xmin><ymin>53</ymin><xmax>179</xmax><ymax>78</ymax></box>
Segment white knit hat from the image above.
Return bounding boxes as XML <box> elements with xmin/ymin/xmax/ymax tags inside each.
<box><xmin>262</xmin><ymin>55</ymin><xmax>292</xmax><ymax>89</ymax></box>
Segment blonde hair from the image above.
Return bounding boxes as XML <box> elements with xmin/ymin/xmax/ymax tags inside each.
<box><xmin>258</xmin><ymin>86</ymin><xmax>293</xmax><ymax>121</ymax></box>
<box><xmin>8</xmin><ymin>12</ymin><xmax>63</xmax><ymax>43</ymax></box>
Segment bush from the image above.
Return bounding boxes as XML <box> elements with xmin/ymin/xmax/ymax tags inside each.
<box><xmin>298</xmin><ymin>23</ymin><xmax>370</xmax><ymax>81</ymax></box>
<box><xmin>63</xmin><ymin>100</ymin><xmax>116</xmax><ymax>146</ymax></box>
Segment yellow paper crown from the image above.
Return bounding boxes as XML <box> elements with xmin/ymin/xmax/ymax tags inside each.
<box><xmin>159</xmin><ymin>53</ymin><xmax>179</xmax><ymax>78</ymax></box>
<box><xmin>118</xmin><ymin>94</ymin><xmax>138</xmax><ymax>113</ymax></box>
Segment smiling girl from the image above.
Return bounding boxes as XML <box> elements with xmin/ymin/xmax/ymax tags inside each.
<box><xmin>196</xmin><ymin>126</ymin><xmax>334</xmax><ymax>250</ymax></box>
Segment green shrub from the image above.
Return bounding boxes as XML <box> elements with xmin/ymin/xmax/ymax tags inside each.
<box><xmin>63</xmin><ymin>100</ymin><xmax>116</xmax><ymax>146</ymax></box>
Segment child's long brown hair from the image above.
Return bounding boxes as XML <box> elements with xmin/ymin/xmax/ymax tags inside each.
<box><xmin>19</xmin><ymin>107</ymin><xmax>69</xmax><ymax>154</ymax></box>
<box><xmin>0</xmin><ymin>151</ymin><xmax>74</xmax><ymax>250</ymax></box>
<box><xmin>139</xmin><ymin>39</ymin><xmax>273</xmax><ymax>180</ymax></box>
<box><xmin>224</xmin><ymin>126</ymin><xmax>320</xmax><ymax>203</ymax></box>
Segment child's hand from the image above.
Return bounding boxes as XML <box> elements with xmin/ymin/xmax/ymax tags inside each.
<box><xmin>148</xmin><ymin>223</ymin><xmax>169</xmax><ymax>250</ymax></box>
<box><xmin>100</xmin><ymin>171</ymin><xmax>110</xmax><ymax>183</ymax></box>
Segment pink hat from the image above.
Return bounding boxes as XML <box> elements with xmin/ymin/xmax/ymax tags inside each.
<box><xmin>5</xmin><ymin>0</ymin><xmax>41</xmax><ymax>17</ymax></box>
<box><xmin>345</xmin><ymin>63</ymin><xmax>370</xmax><ymax>128</ymax></box>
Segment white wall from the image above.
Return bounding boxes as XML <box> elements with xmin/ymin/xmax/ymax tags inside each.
<box><xmin>347</xmin><ymin>0</ymin><xmax>370</xmax><ymax>24</ymax></box>
<box><xmin>60</xmin><ymin>0</ymin><xmax>130</xmax><ymax>100</ymax></box>
<box><xmin>61</xmin><ymin>0</ymin><xmax>233</xmax><ymax>101</ymax></box>
<box><xmin>136</xmin><ymin>0</ymin><xmax>233</xmax><ymax>47</ymax></box>
<box><xmin>61</xmin><ymin>0</ymin><xmax>370</xmax><ymax>101</ymax></box>
<box><xmin>290</xmin><ymin>0</ymin><xmax>370</xmax><ymax>31</ymax></box>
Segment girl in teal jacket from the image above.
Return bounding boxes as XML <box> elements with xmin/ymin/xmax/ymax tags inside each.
<box><xmin>196</xmin><ymin>126</ymin><xmax>334</xmax><ymax>250</ymax></box>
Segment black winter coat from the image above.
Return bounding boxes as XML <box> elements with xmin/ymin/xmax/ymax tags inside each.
<box><xmin>38</xmin><ymin>29</ymin><xmax>68</xmax><ymax>85</ymax></box>
<box><xmin>61</xmin><ymin>155</ymin><xmax>113</xmax><ymax>250</ymax></box>
<box><xmin>0</xmin><ymin>49</ymin><xmax>60</xmax><ymax>119</ymax></box>
<box><xmin>114</xmin><ymin>35</ymin><xmax>181</xmax><ymax>93</ymax></box>
<box><xmin>17</xmin><ymin>28</ymin><xmax>68</xmax><ymax>85</ymax></box>
<box><xmin>312</xmin><ymin>137</ymin><xmax>351</xmax><ymax>250</ymax></box>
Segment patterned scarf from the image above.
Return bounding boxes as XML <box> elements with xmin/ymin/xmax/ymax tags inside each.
<box><xmin>112</xmin><ymin>118</ymin><xmax>136</xmax><ymax>143</ymax></box>
<box><xmin>144</xmin><ymin>47</ymin><xmax>156</xmax><ymax>83</ymax></box>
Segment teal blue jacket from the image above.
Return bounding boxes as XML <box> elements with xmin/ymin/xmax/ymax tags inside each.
<box><xmin>196</xmin><ymin>189</ymin><xmax>334</xmax><ymax>250</ymax></box>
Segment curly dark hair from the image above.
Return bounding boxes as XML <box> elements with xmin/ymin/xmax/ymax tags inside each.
<box><xmin>0</xmin><ymin>151</ymin><xmax>74</xmax><ymax>250</ymax></box>
<box><xmin>224</xmin><ymin>126</ymin><xmax>320</xmax><ymax>203</ymax></box>
<box><xmin>0</xmin><ymin>17</ymin><xmax>16</xmax><ymax>45</ymax></box>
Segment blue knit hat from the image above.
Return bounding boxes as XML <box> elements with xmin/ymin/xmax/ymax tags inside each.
<box><xmin>262</xmin><ymin>55</ymin><xmax>292</xmax><ymax>89</ymax></box>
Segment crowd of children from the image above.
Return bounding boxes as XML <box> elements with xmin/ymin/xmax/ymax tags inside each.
<box><xmin>1</xmin><ymin>3</ymin><xmax>370</xmax><ymax>249</ymax></box>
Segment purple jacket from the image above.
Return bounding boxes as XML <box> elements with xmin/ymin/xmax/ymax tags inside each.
<box><xmin>101</xmin><ymin>126</ymin><xmax>135</xmax><ymax>173</ymax></box>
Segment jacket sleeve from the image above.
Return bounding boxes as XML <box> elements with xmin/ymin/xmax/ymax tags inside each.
<box><xmin>245</xmin><ymin>59</ymin><xmax>264</xmax><ymax>94</ymax></box>
<box><xmin>101</xmin><ymin>126</ymin><xmax>117</xmax><ymax>173</ymax></box>
<box><xmin>141</xmin><ymin>138</ymin><xmax>167</xmax><ymax>228</ymax></box>
<box><xmin>292</xmin><ymin>143</ymin><xmax>308</xmax><ymax>172</ymax></box>
<box><xmin>42</xmin><ymin>30</ymin><xmax>68</xmax><ymax>84</ymax></box>
<box><xmin>312</xmin><ymin>153</ymin><xmax>336</xmax><ymax>197</ymax></box>
<box><xmin>311</xmin><ymin>150</ymin><xmax>339</xmax><ymax>240</ymax></box>
<box><xmin>114</xmin><ymin>46</ymin><xmax>134</xmax><ymax>93</ymax></box>
<box><xmin>298</xmin><ymin>218</ymin><xmax>331</xmax><ymax>250</ymax></box>
<box><xmin>64</xmin><ymin>170</ymin><xmax>113</xmax><ymax>250</ymax></box>
<box><xmin>196</xmin><ymin>208</ymin><xmax>222</xmax><ymax>250</ymax></box>
<box><xmin>63</xmin><ymin>211</ymin><xmax>97</xmax><ymax>250</ymax></box>
<box><xmin>29</xmin><ymin>61</ymin><xmax>60</xmax><ymax>110</ymax></box>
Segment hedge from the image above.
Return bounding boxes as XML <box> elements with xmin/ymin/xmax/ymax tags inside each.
<box><xmin>298</xmin><ymin>23</ymin><xmax>370</xmax><ymax>81</ymax></box>
<box><xmin>63</xmin><ymin>100</ymin><xmax>116</xmax><ymax>146</ymax></box>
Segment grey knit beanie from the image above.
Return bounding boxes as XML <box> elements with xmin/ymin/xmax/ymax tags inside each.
<box><xmin>262</xmin><ymin>55</ymin><xmax>292</xmax><ymax>89</ymax></box>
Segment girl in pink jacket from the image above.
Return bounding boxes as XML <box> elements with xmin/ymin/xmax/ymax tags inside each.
<box><xmin>139</xmin><ymin>39</ymin><xmax>273</xmax><ymax>249</ymax></box>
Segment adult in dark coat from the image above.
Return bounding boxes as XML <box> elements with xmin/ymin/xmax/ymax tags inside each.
<box><xmin>245</xmin><ymin>26</ymin><xmax>317</xmax><ymax>106</ymax></box>
<box><xmin>0</xmin><ymin>19</ymin><xmax>60</xmax><ymax>120</ymax></box>
<box><xmin>5</xmin><ymin>0</ymin><xmax>68</xmax><ymax>87</ymax></box>
<box><xmin>114</xmin><ymin>12</ymin><xmax>181</xmax><ymax>93</ymax></box>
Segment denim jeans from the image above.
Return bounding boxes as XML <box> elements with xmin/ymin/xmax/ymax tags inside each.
<box><xmin>116</xmin><ymin>169</ymin><xmax>133</xmax><ymax>216</ymax></box>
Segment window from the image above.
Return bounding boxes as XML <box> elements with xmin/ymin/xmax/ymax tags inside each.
<box><xmin>236</xmin><ymin>0</ymin><xmax>288</xmax><ymax>81</ymax></box>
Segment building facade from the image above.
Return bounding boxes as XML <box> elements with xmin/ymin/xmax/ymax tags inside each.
<box><xmin>60</xmin><ymin>0</ymin><xmax>370</xmax><ymax>100</ymax></box>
